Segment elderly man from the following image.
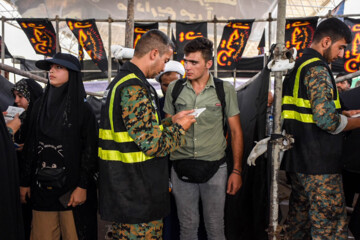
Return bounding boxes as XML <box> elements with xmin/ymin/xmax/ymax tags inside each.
<box><xmin>156</xmin><ymin>60</ymin><xmax>185</xmax><ymax>119</ymax></box>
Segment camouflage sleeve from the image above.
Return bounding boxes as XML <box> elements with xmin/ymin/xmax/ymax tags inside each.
<box><xmin>120</xmin><ymin>85</ymin><xmax>185</xmax><ymax>157</ymax></box>
<box><xmin>304</xmin><ymin>65</ymin><xmax>341</xmax><ymax>132</ymax></box>
<box><xmin>161</xmin><ymin>117</ymin><xmax>173</xmax><ymax>127</ymax></box>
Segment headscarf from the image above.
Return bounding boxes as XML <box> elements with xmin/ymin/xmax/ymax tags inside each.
<box><xmin>38</xmin><ymin>70</ymin><xmax>86</xmax><ymax>139</ymax></box>
<box><xmin>33</xmin><ymin>52</ymin><xmax>85</xmax><ymax>141</ymax></box>
<box><xmin>11</xmin><ymin>78</ymin><xmax>43</xmax><ymax>106</ymax></box>
<box><xmin>11</xmin><ymin>78</ymin><xmax>43</xmax><ymax>143</ymax></box>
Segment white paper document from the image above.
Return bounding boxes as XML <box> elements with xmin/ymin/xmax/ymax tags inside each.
<box><xmin>189</xmin><ymin>108</ymin><xmax>206</xmax><ymax>118</ymax></box>
<box><xmin>4</xmin><ymin>106</ymin><xmax>25</xmax><ymax>122</ymax></box>
<box><xmin>351</xmin><ymin>113</ymin><xmax>360</xmax><ymax>118</ymax></box>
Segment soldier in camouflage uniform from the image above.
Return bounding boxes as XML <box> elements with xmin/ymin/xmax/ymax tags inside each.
<box><xmin>281</xmin><ymin>18</ymin><xmax>360</xmax><ymax>239</ymax></box>
<box><xmin>98</xmin><ymin>30</ymin><xmax>196</xmax><ymax>240</ymax></box>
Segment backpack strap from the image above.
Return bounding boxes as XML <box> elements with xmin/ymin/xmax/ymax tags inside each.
<box><xmin>171</xmin><ymin>78</ymin><xmax>187</xmax><ymax>106</ymax></box>
<box><xmin>213</xmin><ymin>78</ymin><xmax>227</xmax><ymax>137</ymax></box>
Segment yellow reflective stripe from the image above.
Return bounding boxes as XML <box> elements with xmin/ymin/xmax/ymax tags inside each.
<box><xmin>283</xmin><ymin>95</ymin><xmax>341</xmax><ymax>110</ymax></box>
<box><xmin>293</xmin><ymin>57</ymin><xmax>321</xmax><ymax>98</ymax></box>
<box><xmin>334</xmin><ymin>90</ymin><xmax>341</xmax><ymax>109</ymax></box>
<box><xmin>100</xmin><ymin>125</ymin><xmax>164</xmax><ymax>143</ymax></box>
<box><xmin>98</xmin><ymin>147</ymin><xmax>153</xmax><ymax>163</ymax></box>
<box><xmin>99</xmin><ymin>128</ymin><xmax>133</xmax><ymax>142</ymax></box>
<box><xmin>282</xmin><ymin>95</ymin><xmax>311</xmax><ymax>108</ymax></box>
<box><xmin>283</xmin><ymin>57</ymin><xmax>341</xmax><ymax>121</ymax></box>
<box><xmin>282</xmin><ymin>110</ymin><xmax>315</xmax><ymax>123</ymax></box>
<box><xmin>109</xmin><ymin>73</ymin><xmax>139</xmax><ymax>132</ymax></box>
<box><xmin>108</xmin><ymin>73</ymin><xmax>162</xmax><ymax>132</ymax></box>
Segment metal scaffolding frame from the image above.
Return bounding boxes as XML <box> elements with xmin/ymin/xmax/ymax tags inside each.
<box><xmin>1</xmin><ymin>4</ymin><xmax>360</xmax><ymax>240</ymax></box>
<box><xmin>1</xmin><ymin>11</ymin><xmax>360</xmax><ymax>83</ymax></box>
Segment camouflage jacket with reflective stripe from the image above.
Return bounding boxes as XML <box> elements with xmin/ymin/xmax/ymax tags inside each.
<box><xmin>98</xmin><ymin>61</ymin><xmax>169</xmax><ymax>223</ymax></box>
<box><xmin>281</xmin><ymin>48</ymin><xmax>343</xmax><ymax>174</ymax></box>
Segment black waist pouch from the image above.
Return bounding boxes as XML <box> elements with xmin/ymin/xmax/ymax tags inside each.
<box><xmin>173</xmin><ymin>157</ymin><xmax>226</xmax><ymax>183</ymax></box>
<box><xmin>36</xmin><ymin>167</ymin><xmax>67</xmax><ymax>190</ymax></box>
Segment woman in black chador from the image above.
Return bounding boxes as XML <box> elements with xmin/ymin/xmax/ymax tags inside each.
<box><xmin>20</xmin><ymin>53</ymin><xmax>98</xmax><ymax>240</ymax></box>
<box><xmin>12</xmin><ymin>78</ymin><xmax>43</xmax><ymax>239</ymax></box>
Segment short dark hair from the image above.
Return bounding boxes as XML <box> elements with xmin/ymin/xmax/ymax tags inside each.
<box><xmin>134</xmin><ymin>29</ymin><xmax>174</xmax><ymax>57</ymax></box>
<box><xmin>184</xmin><ymin>37</ymin><xmax>213</xmax><ymax>62</ymax></box>
<box><xmin>313</xmin><ymin>18</ymin><xmax>352</xmax><ymax>44</ymax></box>
<box><xmin>336</xmin><ymin>72</ymin><xmax>352</xmax><ymax>86</ymax></box>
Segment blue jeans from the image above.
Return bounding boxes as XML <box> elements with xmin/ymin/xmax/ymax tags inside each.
<box><xmin>171</xmin><ymin>164</ymin><xmax>227</xmax><ymax>240</ymax></box>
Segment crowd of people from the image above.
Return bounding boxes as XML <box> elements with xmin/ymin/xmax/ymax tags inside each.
<box><xmin>1</xmin><ymin>17</ymin><xmax>360</xmax><ymax>240</ymax></box>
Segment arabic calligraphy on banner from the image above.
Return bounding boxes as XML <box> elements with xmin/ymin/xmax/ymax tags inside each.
<box><xmin>133</xmin><ymin>22</ymin><xmax>159</xmax><ymax>48</ymax></box>
<box><xmin>285</xmin><ymin>17</ymin><xmax>318</xmax><ymax>59</ymax></box>
<box><xmin>17</xmin><ymin>18</ymin><xmax>57</xmax><ymax>57</ymax></box>
<box><xmin>175</xmin><ymin>22</ymin><xmax>207</xmax><ymax>62</ymax></box>
<box><xmin>344</xmin><ymin>18</ymin><xmax>360</xmax><ymax>73</ymax></box>
<box><xmin>217</xmin><ymin>20</ymin><xmax>253</xmax><ymax>70</ymax></box>
<box><xmin>66</xmin><ymin>19</ymin><xmax>108</xmax><ymax>73</ymax></box>
<box><xmin>116</xmin><ymin>0</ymin><xmax>239</xmax><ymax>21</ymax></box>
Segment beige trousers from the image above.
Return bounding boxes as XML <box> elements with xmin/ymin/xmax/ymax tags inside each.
<box><xmin>31</xmin><ymin>210</ymin><xmax>78</xmax><ymax>240</ymax></box>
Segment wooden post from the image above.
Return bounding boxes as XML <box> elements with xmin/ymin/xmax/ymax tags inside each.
<box><xmin>214</xmin><ymin>15</ymin><xmax>218</xmax><ymax>78</ymax></box>
<box><xmin>55</xmin><ymin>15</ymin><xmax>60</xmax><ymax>53</ymax></box>
<box><xmin>125</xmin><ymin>0</ymin><xmax>134</xmax><ymax>48</ymax></box>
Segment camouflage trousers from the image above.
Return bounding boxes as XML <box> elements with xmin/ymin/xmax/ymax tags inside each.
<box><xmin>112</xmin><ymin>219</ymin><xmax>163</xmax><ymax>240</ymax></box>
<box><xmin>285</xmin><ymin>173</ymin><xmax>348</xmax><ymax>240</ymax></box>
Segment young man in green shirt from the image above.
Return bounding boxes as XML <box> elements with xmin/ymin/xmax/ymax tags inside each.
<box><xmin>164</xmin><ymin>37</ymin><xmax>244</xmax><ymax>240</ymax></box>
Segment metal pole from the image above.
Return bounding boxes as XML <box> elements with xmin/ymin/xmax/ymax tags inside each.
<box><xmin>335</xmin><ymin>70</ymin><xmax>360</xmax><ymax>83</ymax></box>
<box><xmin>4</xmin><ymin>12</ymin><xmax>360</xmax><ymax>24</ymax></box>
<box><xmin>214</xmin><ymin>15</ymin><xmax>218</xmax><ymax>78</ymax></box>
<box><xmin>108</xmin><ymin>16</ymin><xmax>112</xmax><ymax>83</ymax></box>
<box><xmin>13</xmin><ymin>59</ymin><xmax>16</xmax><ymax>83</ymax></box>
<box><xmin>1</xmin><ymin>16</ymin><xmax>5</xmax><ymax>77</ymax></box>
<box><xmin>235</xmin><ymin>71</ymin><xmax>261</xmax><ymax>91</ymax></box>
<box><xmin>268</xmin><ymin>12</ymin><xmax>272</xmax><ymax>52</ymax></box>
<box><xmin>125</xmin><ymin>0</ymin><xmax>134</xmax><ymax>48</ymax></box>
<box><xmin>55</xmin><ymin>15</ymin><xmax>60</xmax><ymax>53</ymax></box>
<box><xmin>233</xmin><ymin>68</ymin><xmax>236</xmax><ymax>87</ymax></box>
<box><xmin>269</xmin><ymin>0</ymin><xmax>286</xmax><ymax>239</ymax></box>
<box><xmin>0</xmin><ymin>62</ymin><xmax>102</xmax><ymax>97</ymax></box>
<box><xmin>167</xmin><ymin>16</ymin><xmax>171</xmax><ymax>37</ymax></box>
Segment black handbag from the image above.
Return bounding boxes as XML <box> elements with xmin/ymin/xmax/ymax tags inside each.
<box><xmin>173</xmin><ymin>157</ymin><xmax>226</xmax><ymax>183</ymax></box>
<box><xmin>36</xmin><ymin>167</ymin><xmax>67</xmax><ymax>190</ymax></box>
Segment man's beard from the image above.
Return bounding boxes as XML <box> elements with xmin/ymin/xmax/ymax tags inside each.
<box><xmin>323</xmin><ymin>47</ymin><xmax>333</xmax><ymax>64</ymax></box>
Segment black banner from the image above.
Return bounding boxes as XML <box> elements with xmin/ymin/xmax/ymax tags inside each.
<box><xmin>0</xmin><ymin>36</ymin><xmax>13</xmax><ymax>58</ymax></box>
<box><xmin>133</xmin><ymin>22</ymin><xmax>158</xmax><ymax>48</ymax></box>
<box><xmin>217</xmin><ymin>20</ymin><xmax>254</xmax><ymax>70</ymax></box>
<box><xmin>285</xmin><ymin>17</ymin><xmax>318</xmax><ymax>58</ymax></box>
<box><xmin>175</xmin><ymin>22</ymin><xmax>207</xmax><ymax>62</ymax></box>
<box><xmin>17</xmin><ymin>18</ymin><xmax>57</xmax><ymax>57</ymax></box>
<box><xmin>257</xmin><ymin>30</ymin><xmax>265</xmax><ymax>55</ymax></box>
<box><xmin>343</xmin><ymin>18</ymin><xmax>360</xmax><ymax>73</ymax></box>
<box><xmin>66</xmin><ymin>19</ymin><xmax>108</xmax><ymax>73</ymax></box>
<box><xmin>226</xmin><ymin>67</ymin><xmax>270</xmax><ymax>240</ymax></box>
